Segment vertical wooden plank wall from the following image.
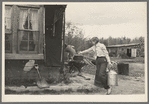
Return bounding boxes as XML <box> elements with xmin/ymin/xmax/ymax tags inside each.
<box><xmin>11</xmin><ymin>5</ymin><xmax>19</xmax><ymax>54</ymax></box>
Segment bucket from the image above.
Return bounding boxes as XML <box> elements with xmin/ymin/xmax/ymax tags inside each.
<box><xmin>107</xmin><ymin>70</ymin><xmax>118</xmax><ymax>86</ymax></box>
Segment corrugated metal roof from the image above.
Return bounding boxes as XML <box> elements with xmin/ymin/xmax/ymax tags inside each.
<box><xmin>107</xmin><ymin>43</ymin><xmax>140</xmax><ymax>48</ymax></box>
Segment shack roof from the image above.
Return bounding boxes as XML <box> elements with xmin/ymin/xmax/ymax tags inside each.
<box><xmin>107</xmin><ymin>43</ymin><xmax>140</xmax><ymax>48</ymax></box>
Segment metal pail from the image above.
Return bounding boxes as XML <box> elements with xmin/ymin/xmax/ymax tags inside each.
<box><xmin>107</xmin><ymin>70</ymin><xmax>118</xmax><ymax>86</ymax></box>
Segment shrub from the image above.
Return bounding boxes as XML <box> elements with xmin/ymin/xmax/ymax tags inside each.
<box><xmin>119</xmin><ymin>52</ymin><xmax>129</xmax><ymax>59</ymax></box>
<box><xmin>109</xmin><ymin>52</ymin><xmax>117</xmax><ymax>57</ymax></box>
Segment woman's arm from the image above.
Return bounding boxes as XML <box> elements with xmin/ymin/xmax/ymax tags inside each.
<box><xmin>80</xmin><ymin>46</ymin><xmax>94</xmax><ymax>54</ymax></box>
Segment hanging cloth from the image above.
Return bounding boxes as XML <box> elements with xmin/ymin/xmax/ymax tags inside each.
<box><xmin>23</xmin><ymin>15</ymin><xmax>28</xmax><ymax>29</ymax></box>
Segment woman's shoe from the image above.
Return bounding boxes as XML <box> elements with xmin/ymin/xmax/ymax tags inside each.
<box><xmin>106</xmin><ymin>86</ymin><xmax>112</xmax><ymax>95</ymax></box>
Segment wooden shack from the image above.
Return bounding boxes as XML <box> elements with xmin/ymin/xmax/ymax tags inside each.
<box><xmin>4</xmin><ymin>4</ymin><xmax>67</xmax><ymax>85</ymax></box>
<box><xmin>107</xmin><ymin>43</ymin><xmax>140</xmax><ymax>58</ymax></box>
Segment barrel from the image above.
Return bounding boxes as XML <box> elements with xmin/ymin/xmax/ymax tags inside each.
<box><xmin>117</xmin><ymin>63</ymin><xmax>129</xmax><ymax>75</ymax></box>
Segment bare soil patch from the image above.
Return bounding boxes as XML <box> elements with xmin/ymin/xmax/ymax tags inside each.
<box><xmin>5</xmin><ymin>57</ymin><xmax>145</xmax><ymax>95</ymax></box>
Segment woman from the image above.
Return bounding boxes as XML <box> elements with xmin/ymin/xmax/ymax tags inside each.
<box><xmin>79</xmin><ymin>37</ymin><xmax>112</xmax><ymax>95</ymax></box>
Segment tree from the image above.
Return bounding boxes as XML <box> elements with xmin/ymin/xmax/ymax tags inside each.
<box><xmin>65</xmin><ymin>22</ymin><xmax>86</xmax><ymax>51</ymax></box>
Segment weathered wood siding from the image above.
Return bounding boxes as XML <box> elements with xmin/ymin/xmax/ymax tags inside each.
<box><xmin>5</xmin><ymin>5</ymin><xmax>44</xmax><ymax>60</ymax></box>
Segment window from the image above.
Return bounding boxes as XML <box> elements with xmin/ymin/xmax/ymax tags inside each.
<box><xmin>5</xmin><ymin>6</ymin><xmax>12</xmax><ymax>52</ymax></box>
<box><xmin>18</xmin><ymin>8</ymin><xmax>39</xmax><ymax>53</ymax></box>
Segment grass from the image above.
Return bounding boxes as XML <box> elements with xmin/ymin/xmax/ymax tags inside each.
<box><xmin>82</xmin><ymin>57</ymin><xmax>145</xmax><ymax>78</ymax></box>
<box><xmin>110</xmin><ymin>57</ymin><xmax>144</xmax><ymax>63</ymax></box>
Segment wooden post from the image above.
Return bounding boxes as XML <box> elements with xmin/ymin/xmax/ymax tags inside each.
<box><xmin>39</xmin><ymin>6</ymin><xmax>44</xmax><ymax>54</ymax></box>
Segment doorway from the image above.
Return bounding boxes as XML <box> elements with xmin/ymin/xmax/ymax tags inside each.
<box><xmin>127</xmin><ymin>48</ymin><xmax>131</xmax><ymax>57</ymax></box>
<box><xmin>44</xmin><ymin>5</ymin><xmax>66</xmax><ymax>67</ymax></box>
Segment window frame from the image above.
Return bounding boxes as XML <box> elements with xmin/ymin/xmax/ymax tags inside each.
<box><xmin>18</xmin><ymin>7</ymin><xmax>40</xmax><ymax>54</ymax></box>
<box><xmin>5</xmin><ymin>5</ymin><xmax>13</xmax><ymax>53</ymax></box>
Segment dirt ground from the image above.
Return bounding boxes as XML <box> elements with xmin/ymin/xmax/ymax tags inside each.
<box><xmin>5</xmin><ymin>59</ymin><xmax>145</xmax><ymax>95</ymax></box>
<box><xmin>5</xmin><ymin>73</ymin><xmax>145</xmax><ymax>95</ymax></box>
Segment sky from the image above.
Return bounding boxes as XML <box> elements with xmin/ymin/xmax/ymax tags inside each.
<box><xmin>65</xmin><ymin>2</ymin><xmax>147</xmax><ymax>39</ymax></box>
